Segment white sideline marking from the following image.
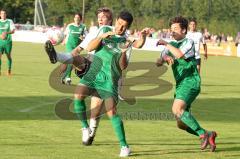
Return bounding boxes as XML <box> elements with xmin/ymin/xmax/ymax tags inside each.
<box><xmin>19</xmin><ymin>102</ymin><xmax>55</xmax><ymax>112</ymax></box>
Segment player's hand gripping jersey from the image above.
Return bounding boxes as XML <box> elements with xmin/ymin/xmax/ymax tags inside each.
<box><xmin>80</xmin><ymin>26</ymin><xmax>129</xmax><ymax>101</ymax></box>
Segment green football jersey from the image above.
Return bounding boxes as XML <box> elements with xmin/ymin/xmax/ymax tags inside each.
<box><xmin>162</xmin><ymin>38</ymin><xmax>201</xmax><ymax>107</ymax></box>
<box><xmin>65</xmin><ymin>23</ymin><xmax>87</xmax><ymax>50</ymax></box>
<box><xmin>80</xmin><ymin>25</ymin><xmax>127</xmax><ymax>101</ymax></box>
<box><xmin>0</xmin><ymin>19</ymin><xmax>15</xmax><ymax>43</ymax></box>
<box><xmin>163</xmin><ymin>38</ymin><xmax>199</xmax><ymax>84</ymax></box>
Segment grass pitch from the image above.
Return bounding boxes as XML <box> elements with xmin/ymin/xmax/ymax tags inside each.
<box><xmin>0</xmin><ymin>42</ymin><xmax>240</xmax><ymax>159</ymax></box>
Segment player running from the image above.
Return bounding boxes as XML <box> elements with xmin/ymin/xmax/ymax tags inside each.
<box><xmin>61</xmin><ymin>13</ymin><xmax>87</xmax><ymax>84</ymax></box>
<box><xmin>0</xmin><ymin>9</ymin><xmax>15</xmax><ymax>76</ymax></box>
<box><xmin>156</xmin><ymin>16</ymin><xmax>217</xmax><ymax>152</ymax></box>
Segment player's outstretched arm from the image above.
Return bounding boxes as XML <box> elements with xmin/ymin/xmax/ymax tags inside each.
<box><xmin>156</xmin><ymin>39</ymin><xmax>184</xmax><ymax>58</ymax></box>
<box><xmin>132</xmin><ymin>28</ymin><xmax>150</xmax><ymax>48</ymax></box>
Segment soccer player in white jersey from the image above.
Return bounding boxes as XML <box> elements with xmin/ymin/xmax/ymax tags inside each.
<box><xmin>186</xmin><ymin>18</ymin><xmax>207</xmax><ymax>73</ymax></box>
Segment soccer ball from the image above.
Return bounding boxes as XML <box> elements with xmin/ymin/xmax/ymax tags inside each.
<box><xmin>46</xmin><ymin>27</ymin><xmax>64</xmax><ymax>45</ymax></box>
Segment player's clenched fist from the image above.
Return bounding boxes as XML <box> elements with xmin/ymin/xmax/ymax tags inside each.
<box><xmin>156</xmin><ymin>39</ymin><xmax>168</xmax><ymax>46</ymax></box>
<box><xmin>140</xmin><ymin>28</ymin><xmax>150</xmax><ymax>37</ymax></box>
<box><xmin>1</xmin><ymin>32</ymin><xmax>7</xmax><ymax>40</ymax></box>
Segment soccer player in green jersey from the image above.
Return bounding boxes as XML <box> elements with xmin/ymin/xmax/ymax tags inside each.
<box><xmin>62</xmin><ymin>13</ymin><xmax>87</xmax><ymax>84</ymax></box>
<box><xmin>156</xmin><ymin>16</ymin><xmax>217</xmax><ymax>152</ymax></box>
<box><xmin>45</xmin><ymin>11</ymin><xmax>137</xmax><ymax>157</ymax></box>
<box><xmin>75</xmin><ymin>11</ymin><xmax>136</xmax><ymax>157</ymax></box>
<box><xmin>76</xmin><ymin>11</ymin><xmax>135</xmax><ymax>157</ymax></box>
<box><xmin>0</xmin><ymin>9</ymin><xmax>15</xmax><ymax>76</ymax></box>
<box><xmin>46</xmin><ymin>7</ymin><xmax>114</xmax><ymax>145</ymax></box>
<box><xmin>45</xmin><ymin>8</ymin><xmax>148</xmax><ymax>148</ymax></box>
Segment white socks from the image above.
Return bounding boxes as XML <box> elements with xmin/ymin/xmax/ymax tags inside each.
<box><xmin>89</xmin><ymin>118</ymin><xmax>100</xmax><ymax>137</ymax></box>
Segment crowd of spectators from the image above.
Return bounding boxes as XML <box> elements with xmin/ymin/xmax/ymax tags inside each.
<box><xmin>13</xmin><ymin>22</ymin><xmax>239</xmax><ymax>47</ymax></box>
<box><xmin>128</xmin><ymin>27</ymin><xmax>236</xmax><ymax>46</ymax></box>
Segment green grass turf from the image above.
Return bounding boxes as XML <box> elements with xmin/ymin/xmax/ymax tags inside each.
<box><xmin>0</xmin><ymin>42</ymin><xmax>240</xmax><ymax>159</ymax></box>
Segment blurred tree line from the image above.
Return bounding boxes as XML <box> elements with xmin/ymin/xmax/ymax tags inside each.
<box><xmin>0</xmin><ymin>0</ymin><xmax>239</xmax><ymax>35</ymax></box>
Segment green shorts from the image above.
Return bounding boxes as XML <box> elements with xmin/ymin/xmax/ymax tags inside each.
<box><xmin>0</xmin><ymin>41</ymin><xmax>12</xmax><ymax>54</ymax></box>
<box><xmin>80</xmin><ymin>77</ymin><xmax>118</xmax><ymax>103</ymax></box>
<box><xmin>174</xmin><ymin>78</ymin><xmax>200</xmax><ymax>110</ymax></box>
<box><xmin>79</xmin><ymin>59</ymin><xmax>119</xmax><ymax>103</ymax></box>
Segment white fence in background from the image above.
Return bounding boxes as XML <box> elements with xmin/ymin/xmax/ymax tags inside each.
<box><xmin>12</xmin><ymin>30</ymin><xmax>165</xmax><ymax>52</ymax></box>
<box><xmin>12</xmin><ymin>30</ymin><xmax>48</xmax><ymax>43</ymax></box>
<box><xmin>12</xmin><ymin>30</ymin><xmax>238</xmax><ymax>56</ymax></box>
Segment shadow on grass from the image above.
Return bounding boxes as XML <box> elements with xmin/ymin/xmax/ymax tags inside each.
<box><xmin>130</xmin><ymin>149</ymin><xmax>210</xmax><ymax>157</ymax></box>
<box><xmin>131</xmin><ymin>145</ymin><xmax>240</xmax><ymax>157</ymax></box>
<box><xmin>217</xmin><ymin>146</ymin><xmax>240</xmax><ymax>152</ymax></box>
<box><xmin>0</xmin><ymin>96</ymin><xmax>240</xmax><ymax>122</ymax></box>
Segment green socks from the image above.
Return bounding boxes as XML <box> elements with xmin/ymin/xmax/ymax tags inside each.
<box><xmin>7</xmin><ymin>58</ymin><xmax>12</xmax><ymax>70</ymax></box>
<box><xmin>74</xmin><ymin>100</ymin><xmax>128</xmax><ymax>147</ymax></box>
<box><xmin>74</xmin><ymin>99</ymin><xmax>89</xmax><ymax>128</ymax></box>
<box><xmin>64</xmin><ymin>64</ymin><xmax>72</xmax><ymax>78</ymax></box>
<box><xmin>0</xmin><ymin>59</ymin><xmax>12</xmax><ymax>73</ymax></box>
<box><xmin>180</xmin><ymin>111</ymin><xmax>205</xmax><ymax>136</ymax></box>
<box><xmin>186</xmin><ymin>127</ymin><xmax>199</xmax><ymax>136</ymax></box>
<box><xmin>110</xmin><ymin>115</ymin><xmax>128</xmax><ymax>147</ymax></box>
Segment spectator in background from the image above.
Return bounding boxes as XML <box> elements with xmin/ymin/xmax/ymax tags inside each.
<box><xmin>216</xmin><ymin>33</ymin><xmax>222</xmax><ymax>46</ymax></box>
<box><xmin>25</xmin><ymin>20</ymin><xmax>33</xmax><ymax>30</ymax></box>
<box><xmin>227</xmin><ymin>35</ymin><xmax>233</xmax><ymax>42</ymax></box>
<box><xmin>221</xmin><ymin>33</ymin><xmax>227</xmax><ymax>43</ymax></box>
<box><xmin>150</xmin><ymin>28</ymin><xmax>158</xmax><ymax>39</ymax></box>
<box><xmin>235</xmin><ymin>32</ymin><xmax>240</xmax><ymax>57</ymax></box>
<box><xmin>203</xmin><ymin>28</ymin><xmax>211</xmax><ymax>40</ymax></box>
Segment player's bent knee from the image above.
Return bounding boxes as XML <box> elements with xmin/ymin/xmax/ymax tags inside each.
<box><xmin>172</xmin><ymin>106</ymin><xmax>184</xmax><ymax>117</ymax></box>
<box><xmin>74</xmin><ymin>93</ymin><xmax>85</xmax><ymax>100</ymax></box>
<box><xmin>106</xmin><ymin>109</ymin><xmax>117</xmax><ymax>117</ymax></box>
<box><xmin>172</xmin><ymin>107</ymin><xmax>179</xmax><ymax>116</ymax></box>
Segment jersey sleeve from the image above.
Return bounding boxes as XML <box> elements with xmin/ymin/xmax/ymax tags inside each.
<box><xmin>96</xmin><ymin>25</ymin><xmax>112</xmax><ymax>37</ymax></box>
<box><xmin>79</xmin><ymin>31</ymin><xmax>96</xmax><ymax>49</ymax></box>
<box><xmin>179</xmin><ymin>39</ymin><xmax>195</xmax><ymax>59</ymax></box>
<box><xmin>161</xmin><ymin>47</ymin><xmax>169</xmax><ymax>57</ymax></box>
<box><xmin>9</xmin><ymin>19</ymin><xmax>15</xmax><ymax>31</ymax></box>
